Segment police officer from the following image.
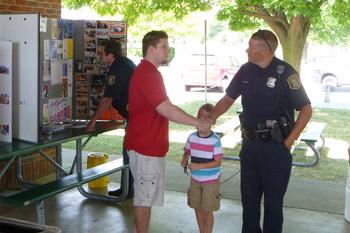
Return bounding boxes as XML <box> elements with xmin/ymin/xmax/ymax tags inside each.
<box><xmin>210</xmin><ymin>30</ymin><xmax>312</xmax><ymax>233</ymax></box>
<box><xmin>87</xmin><ymin>39</ymin><xmax>136</xmax><ymax>198</ymax></box>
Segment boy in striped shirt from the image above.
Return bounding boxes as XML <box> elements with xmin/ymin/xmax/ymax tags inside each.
<box><xmin>181</xmin><ymin>103</ymin><xmax>224</xmax><ymax>233</ymax></box>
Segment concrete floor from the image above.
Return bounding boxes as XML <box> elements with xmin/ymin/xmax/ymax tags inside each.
<box><xmin>0</xmin><ymin>149</ymin><xmax>350</xmax><ymax>233</ymax></box>
<box><xmin>0</xmin><ymin>187</ymin><xmax>349</xmax><ymax>233</ymax></box>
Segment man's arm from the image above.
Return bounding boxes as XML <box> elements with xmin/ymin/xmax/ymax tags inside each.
<box><xmin>284</xmin><ymin>104</ymin><xmax>313</xmax><ymax>149</ymax></box>
<box><xmin>210</xmin><ymin>94</ymin><xmax>236</xmax><ymax>123</ymax></box>
<box><xmin>156</xmin><ymin>99</ymin><xmax>210</xmax><ymax>131</ymax></box>
<box><xmin>86</xmin><ymin>97</ymin><xmax>113</xmax><ymax>132</ymax></box>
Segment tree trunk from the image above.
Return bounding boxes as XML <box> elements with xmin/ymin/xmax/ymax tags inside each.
<box><xmin>278</xmin><ymin>15</ymin><xmax>311</xmax><ymax>74</ymax></box>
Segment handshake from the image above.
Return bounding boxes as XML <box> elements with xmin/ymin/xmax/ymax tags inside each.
<box><xmin>195</xmin><ymin>115</ymin><xmax>215</xmax><ymax>135</ymax></box>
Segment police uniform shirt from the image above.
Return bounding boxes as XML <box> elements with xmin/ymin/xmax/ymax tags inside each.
<box><xmin>226</xmin><ymin>56</ymin><xmax>310</xmax><ymax>129</ymax></box>
<box><xmin>103</xmin><ymin>56</ymin><xmax>136</xmax><ymax>119</ymax></box>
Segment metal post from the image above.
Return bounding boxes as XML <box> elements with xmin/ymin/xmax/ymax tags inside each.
<box><xmin>56</xmin><ymin>144</ymin><xmax>62</xmax><ymax>178</ymax></box>
<box><xmin>36</xmin><ymin>201</ymin><xmax>45</xmax><ymax>224</ymax></box>
<box><xmin>15</xmin><ymin>156</ymin><xmax>36</xmax><ymax>189</ymax></box>
<box><xmin>39</xmin><ymin>149</ymin><xmax>68</xmax><ymax>177</ymax></box>
<box><xmin>76</xmin><ymin>139</ymin><xmax>82</xmax><ymax>173</ymax></box>
<box><xmin>324</xmin><ymin>85</ymin><xmax>330</xmax><ymax>103</ymax></box>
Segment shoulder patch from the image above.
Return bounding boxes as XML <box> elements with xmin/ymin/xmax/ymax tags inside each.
<box><xmin>287</xmin><ymin>74</ymin><xmax>301</xmax><ymax>90</ymax></box>
<box><xmin>107</xmin><ymin>75</ymin><xmax>116</xmax><ymax>85</ymax></box>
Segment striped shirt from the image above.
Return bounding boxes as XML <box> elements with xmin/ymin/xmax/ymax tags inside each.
<box><xmin>184</xmin><ymin>131</ymin><xmax>224</xmax><ymax>184</ymax></box>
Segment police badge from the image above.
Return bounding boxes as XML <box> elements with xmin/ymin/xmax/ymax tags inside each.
<box><xmin>266</xmin><ymin>77</ymin><xmax>277</xmax><ymax>88</ymax></box>
<box><xmin>107</xmin><ymin>75</ymin><xmax>116</xmax><ymax>85</ymax></box>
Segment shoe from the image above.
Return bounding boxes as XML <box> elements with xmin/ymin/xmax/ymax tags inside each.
<box><xmin>108</xmin><ymin>189</ymin><xmax>122</xmax><ymax>197</ymax></box>
<box><xmin>108</xmin><ymin>189</ymin><xmax>133</xmax><ymax>199</ymax></box>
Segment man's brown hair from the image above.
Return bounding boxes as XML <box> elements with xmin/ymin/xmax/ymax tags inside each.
<box><xmin>251</xmin><ymin>29</ymin><xmax>278</xmax><ymax>53</ymax></box>
<box><xmin>142</xmin><ymin>30</ymin><xmax>168</xmax><ymax>57</ymax></box>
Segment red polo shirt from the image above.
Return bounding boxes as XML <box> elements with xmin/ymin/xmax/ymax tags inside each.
<box><xmin>125</xmin><ymin>59</ymin><xmax>169</xmax><ymax>157</ymax></box>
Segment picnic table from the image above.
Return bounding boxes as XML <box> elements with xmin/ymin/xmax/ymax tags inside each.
<box><xmin>0</xmin><ymin>121</ymin><xmax>129</xmax><ymax>224</ymax></box>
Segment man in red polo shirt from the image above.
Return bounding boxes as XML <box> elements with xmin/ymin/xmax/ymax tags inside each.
<box><xmin>125</xmin><ymin>30</ymin><xmax>210</xmax><ymax>233</ymax></box>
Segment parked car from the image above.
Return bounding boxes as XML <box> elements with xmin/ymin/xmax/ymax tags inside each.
<box><xmin>181</xmin><ymin>54</ymin><xmax>240</xmax><ymax>92</ymax></box>
<box><xmin>310</xmin><ymin>55</ymin><xmax>350</xmax><ymax>91</ymax></box>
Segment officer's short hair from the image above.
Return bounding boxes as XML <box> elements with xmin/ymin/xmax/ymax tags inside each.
<box><xmin>198</xmin><ymin>103</ymin><xmax>214</xmax><ymax>116</ymax></box>
<box><xmin>142</xmin><ymin>30</ymin><xmax>168</xmax><ymax>57</ymax></box>
<box><xmin>101</xmin><ymin>39</ymin><xmax>122</xmax><ymax>58</ymax></box>
<box><xmin>251</xmin><ymin>29</ymin><xmax>278</xmax><ymax>53</ymax></box>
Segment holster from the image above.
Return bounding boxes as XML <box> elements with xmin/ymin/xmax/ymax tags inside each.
<box><xmin>277</xmin><ymin>117</ymin><xmax>294</xmax><ymax>139</ymax></box>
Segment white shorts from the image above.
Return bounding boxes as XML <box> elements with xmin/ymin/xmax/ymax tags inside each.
<box><xmin>128</xmin><ymin>150</ymin><xmax>165</xmax><ymax>207</ymax></box>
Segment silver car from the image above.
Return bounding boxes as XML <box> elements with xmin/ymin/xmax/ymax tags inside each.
<box><xmin>311</xmin><ymin>55</ymin><xmax>350</xmax><ymax>91</ymax></box>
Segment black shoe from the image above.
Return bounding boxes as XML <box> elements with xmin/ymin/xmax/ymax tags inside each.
<box><xmin>108</xmin><ymin>189</ymin><xmax>122</xmax><ymax>197</ymax></box>
<box><xmin>108</xmin><ymin>189</ymin><xmax>133</xmax><ymax>199</ymax></box>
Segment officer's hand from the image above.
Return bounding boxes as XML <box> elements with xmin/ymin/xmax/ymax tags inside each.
<box><xmin>86</xmin><ymin>120</ymin><xmax>96</xmax><ymax>132</ymax></box>
<box><xmin>284</xmin><ymin>138</ymin><xmax>294</xmax><ymax>150</ymax></box>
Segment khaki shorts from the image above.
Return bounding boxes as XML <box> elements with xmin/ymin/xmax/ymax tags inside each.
<box><xmin>128</xmin><ymin>150</ymin><xmax>165</xmax><ymax>207</ymax></box>
<box><xmin>188</xmin><ymin>179</ymin><xmax>221</xmax><ymax>212</ymax></box>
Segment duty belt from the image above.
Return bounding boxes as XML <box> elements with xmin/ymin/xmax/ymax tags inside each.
<box><xmin>241</xmin><ymin>118</ymin><xmax>289</xmax><ymax>143</ymax></box>
<box><xmin>242</xmin><ymin>128</ymin><xmax>272</xmax><ymax>142</ymax></box>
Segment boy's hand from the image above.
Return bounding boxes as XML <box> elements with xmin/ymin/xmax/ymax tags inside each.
<box><xmin>181</xmin><ymin>158</ymin><xmax>189</xmax><ymax>175</ymax></box>
<box><xmin>189</xmin><ymin>162</ymin><xmax>199</xmax><ymax>170</ymax></box>
<box><xmin>181</xmin><ymin>158</ymin><xmax>188</xmax><ymax>167</ymax></box>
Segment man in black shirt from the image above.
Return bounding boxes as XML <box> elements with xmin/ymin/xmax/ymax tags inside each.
<box><xmin>87</xmin><ymin>40</ymin><xmax>136</xmax><ymax>198</ymax></box>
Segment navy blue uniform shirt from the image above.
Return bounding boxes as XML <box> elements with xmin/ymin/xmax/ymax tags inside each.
<box><xmin>103</xmin><ymin>56</ymin><xmax>136</xmax><ymax>119</ymax></box>
<box><xmin>226</xmin><ymin>56</ymin><xmax>310</xmax><ymax>130</ymax></box>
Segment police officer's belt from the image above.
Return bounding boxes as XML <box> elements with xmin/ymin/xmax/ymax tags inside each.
<box><xmin>241</xmin><ymin>118</ymin><xmax>292</xmax><ymax>143</ymax></box>
<box><xmin>242</xmin><ymin>128</ymin><xmax>272</xmax><ymax>142</ymax></box>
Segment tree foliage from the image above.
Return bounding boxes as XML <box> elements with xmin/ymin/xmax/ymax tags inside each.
<box><xmin>216</xmin><ymin>0</ymin><xmax>350</xmax><ymax>71</ymax></box>
<box><xmin>62</xmin><ymin>0</ymin><xmax>350</xmax><ymax>72</ymax></box>
<box><xmin>62</xmin><ymin>0</ymin><xmax>213</xmax><ymax>25</ymax></box>
<box><xmin>126</xmin><ymin>11</ymin><xmax>203</xmax><ymax>58</ymax></box>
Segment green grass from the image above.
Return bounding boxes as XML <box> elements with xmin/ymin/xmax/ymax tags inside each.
<box><xmin>291</xmin><ymin>147</ymin><xmax>348</xmax><ymax>182</ymax></box>
<box><xmin>311</xmin><ymin>108</ymin><xmax>350</xmax><ymax>141</ymax></box>
<box><xmin>63</xmin><ymin>135</ymin><xmax>124</xmax><ymax>155</ymax></box>
<box><xmin>63</xmin><ymin>101</ymin><xmax>350</xmax><ymax>182</ymax></box>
